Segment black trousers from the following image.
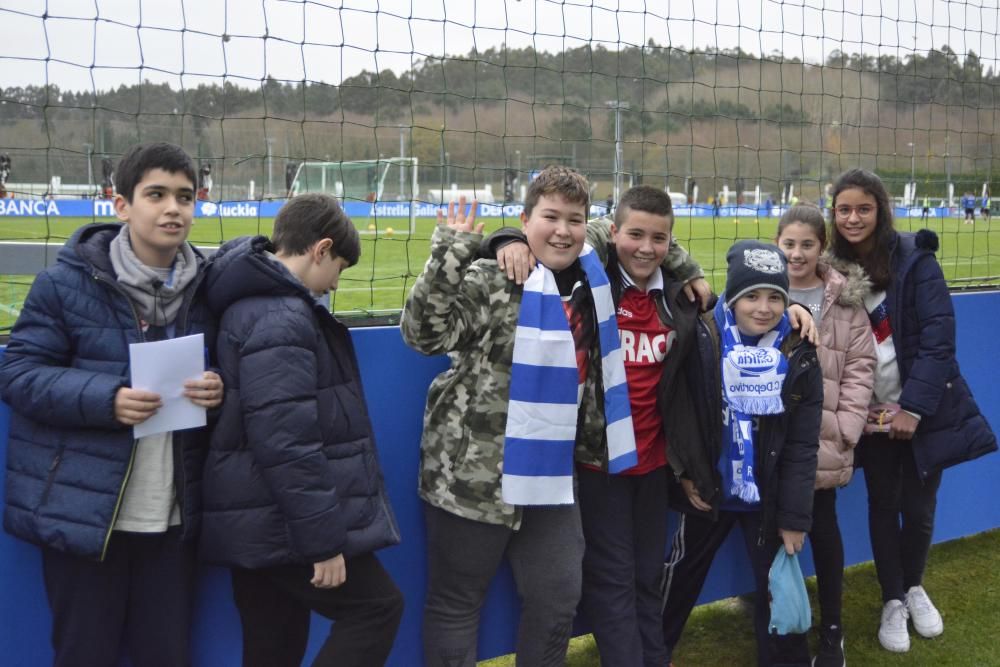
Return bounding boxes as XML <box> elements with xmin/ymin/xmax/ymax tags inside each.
<box><xmin>577</xmin><ymin>466</ymin><xmax>669</xmax><ymax>667</ymax></box>
<box><xmin>858</xmin><ymin>434</ymin><xmax>942</xmax><ymax>603</ymax></box>
<box><xmin>230</xmin><ymin>553</ymin><xmax>403</xmax><ymax>667</ymax></box>
<box><xmin>808</xmin><ymin>488</ymin><xmax>844</xmax><ymax>628</ymax></box>
<box><xmin>42</xmin><ymin>527</ymin><xmax>197</xmax><ymax>667</ymax></box>
<box><xmin>661</xmin><ymin>511</ymin><xmax>810</xmax><ymax>667</ymax></box>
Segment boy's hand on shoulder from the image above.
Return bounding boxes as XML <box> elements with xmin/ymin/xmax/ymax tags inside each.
<box><xmin>787</xmin><ymin>304</ymin><xmax>818</xmax><ymax>344</ymax></box>
<box><xmin>683</xmin><ymin>278</ymin><xmax>713</xmax><ymax>311</ymax></box>
<box><xmin>114</xmin><ymin>387</ymin><xmax>162</xmax><ymax>425</ymax></box>
<box><xmin>311</xmin><ymin>554</ymin><xmax>346</xmax><ymax>589</ymax></box>
<box><xmin>497</xmin><ymin>241</ymin><xmax>535</xmax><ymax>285</ymax></box>
<box><xmin>438</xmin><ymin>195</ymin><xmax>483</xmax><ymax>234</ymax></box>
<box><xmin>184</xmin><ymin>371</ymin><xmax>224</xmax><ymax>408</ymax></box>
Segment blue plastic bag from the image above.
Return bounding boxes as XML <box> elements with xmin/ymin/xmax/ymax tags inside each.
<box><xmin>768</xmin><ymin>548</ymin><xmax>811</xmax><ymax>635</ymax></box>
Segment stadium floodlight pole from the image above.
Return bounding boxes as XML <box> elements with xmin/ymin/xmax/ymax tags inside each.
<box><xmin>606</xmin><ymin>100</ymin><xmax>629</xmax><ymax>204</ymax></box>
<box><xmin>399</xmin><ymin>125</ymin><xmax>407</xmax><ymax>200</ymax></box>
<box><xmin>682</xmin><ymin>150</ymin><xmax>689</xmax><ymax>200</ymax></box>
<box><xmin>908</xmin><ymin>141</ymin><xmax>916</xmax><ymax>205</ymax></box>
<box><xmin>516</xmin><ymin>150</ymin><xmax>522</xmax><ymax>202</ymax></box>
<box><xmin>265</xmin><ymin>137</ymin><xmax>274</xmax><ymax>199</ymax></box>
<box><xmin>83</xmin><ymin>143</ymin><xmax>93</xmax><ymax>196</ymax></box>
<box><xmin>945</xmin><ymin>133</ymin><xmax>952</xmax><ymax>207</ymax></box>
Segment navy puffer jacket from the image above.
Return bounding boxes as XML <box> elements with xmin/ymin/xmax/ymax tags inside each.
<box><xmin>1</xmin><ymin>223</ymin><xmax>214</xmax><ymax>561</ymax></box>
<box><xmin>670</xmin><ymin>307</ymin><xmax>823</xmax><ymax>538</ymax></box>
<box><xmin>200</xmin><ymin>236</ymin><xmax>400</xmax><ymax>568</ymax></box>
<box><xmin>877</xmin><ymin>230</ymin><xmax>996</xmax><ymax>478</ymax></box>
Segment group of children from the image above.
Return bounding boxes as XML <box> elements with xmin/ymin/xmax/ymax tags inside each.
<box><xmin>0</xmin><ymin>144</ymin><xmax>996</xmax><ymax>667</ymax></box>
<box><xmin>402</xmin><ymin>165</ymin><xmax>995</xmax><ymax>667</ymax></box>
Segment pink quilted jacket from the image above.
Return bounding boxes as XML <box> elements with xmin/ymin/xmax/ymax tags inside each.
<box><xmin>813</xmin><ymin>261</ymin><xmax>876</xmax><ymax>489</ymax></box>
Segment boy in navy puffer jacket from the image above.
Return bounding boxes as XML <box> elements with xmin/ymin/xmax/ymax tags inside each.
<box><xmin>201</xmin><ymin>193</ymin><xmax>403</xmax><ymax>667</ymax></box>
<box><xmin>1</xmin><ymin>142</ymin><xmax>223</xmax><ymax>666</ymax></box>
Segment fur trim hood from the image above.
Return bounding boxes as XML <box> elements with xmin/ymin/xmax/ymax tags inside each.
<box><xmin>823</xmin><ymin>228</ymin><xmax>940</xmax><ymax>302</ymax></box>
<box><xmin>818</xmin><ymin>256</ymin><xmax>871</xmax><ymax>307</ymax></box>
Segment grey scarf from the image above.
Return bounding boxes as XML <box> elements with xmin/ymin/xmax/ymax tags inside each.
<box><xmin>109</xmin><ymin>225</ymin><xmax>199</xmax><ymax>326</ymax></box>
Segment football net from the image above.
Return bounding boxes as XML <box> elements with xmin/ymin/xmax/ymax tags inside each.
<box><xmin>1</xmin><ymin>0</ymin><xmax>999</xmax><ymax>327</ymax></box>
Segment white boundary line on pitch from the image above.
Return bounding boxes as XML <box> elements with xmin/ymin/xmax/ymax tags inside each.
<box><xmin>336</xmin><ymin>285</ymin><xmax>413</xmax><ymax>293</ymax></box>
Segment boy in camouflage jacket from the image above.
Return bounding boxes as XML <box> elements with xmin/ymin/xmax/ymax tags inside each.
<box><xmin>402</xmin><ymin>167</ymin><xmax>690</xmax><ymax>667</ymax></box>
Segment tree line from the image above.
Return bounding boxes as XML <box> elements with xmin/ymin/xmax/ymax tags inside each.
<box><xmin>2</xmin><ymin>42</ymin><xmax>995</xmax><ymax>129</ymax></box>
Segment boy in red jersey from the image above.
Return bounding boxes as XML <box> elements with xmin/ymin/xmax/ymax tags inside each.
<box><xmin>489</xmin><ymin>185</ymin><xmax>708</xmax><ymax>666</ymax></box>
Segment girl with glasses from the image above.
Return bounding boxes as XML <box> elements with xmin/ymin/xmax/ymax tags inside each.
<box><xmin>826</xmin><ymin>169</ymin><xmax>997</xmax><ymax>654</ymax></box>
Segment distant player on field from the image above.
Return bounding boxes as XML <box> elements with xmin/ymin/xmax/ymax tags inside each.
<box><xmin>961</xmin><ymin>192</ymin><xmax>976</xmax><ymax>224</ymax></box>
<box><xmin>0</xmin><ymin>153</ymin><xmax>11</xmax><ymax>198</ymax></box>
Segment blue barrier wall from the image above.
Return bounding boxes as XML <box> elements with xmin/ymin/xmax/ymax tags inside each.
<box><xmin>1</xmin><ymin>291</ymin><xmax>998</xmax><ymax>666</ymax></box>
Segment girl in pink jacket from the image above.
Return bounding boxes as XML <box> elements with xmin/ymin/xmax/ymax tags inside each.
<box><xmin>775</xmin><ymin>205</ymin><xmax>876</xmax><ymax>667</ymax></box>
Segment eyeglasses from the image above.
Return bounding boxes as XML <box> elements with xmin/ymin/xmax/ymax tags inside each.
<box><xmin>834</xmin><ymin>205</ymin><xmax>876</xmax><ymax>219</ymax></box>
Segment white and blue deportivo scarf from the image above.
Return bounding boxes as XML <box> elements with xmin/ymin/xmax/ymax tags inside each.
<box><xmin>502</xmin><ymin>244</ymin><xmax>637</xmax><ymax>505</ymax></box>
<box><xmin>713</xmin><ymin>297</ymin><xmax>791</xmax><ymax>505</ymax></box>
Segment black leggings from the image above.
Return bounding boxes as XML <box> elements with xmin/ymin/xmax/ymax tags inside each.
<box><xmin>807</xmin><ymin>488</ymin><xmax>844</xmax><ymax>628</ymax></box>
<box><xmin>858</xmin><ymin>434</ymin><xmax>942</xmax><ymax>603</ymax></box>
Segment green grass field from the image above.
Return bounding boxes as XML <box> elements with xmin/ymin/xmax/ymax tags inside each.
<box><xmin>2</xmin><ymin>213</ymin><xmax>999</xmax><ymax>331</ymax></box>
<box><xmin>481</xmin><ymin>528</ymin><xmax>1000</xmax><ymax>667</ymax></box>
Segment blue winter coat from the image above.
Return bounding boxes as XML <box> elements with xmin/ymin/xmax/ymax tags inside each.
<box><xmin>1</xmin><ymin>223</ymin><xmax>215</xmax><ymax>561</ymax></box>
<box><xmin>878</xmin><ymin>230</ymin><xmax>997</xmax><ymax>478</ymax></box>
<box><xmin>199</xmin><ymin>236</ymin><xmax>400</xmax><ymax>568</ymax></box>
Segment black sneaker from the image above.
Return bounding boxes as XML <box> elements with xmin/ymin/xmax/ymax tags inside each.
<box><xmin>812</xmin><ymin>625</ymin><xmax>845</xmax><ymax>667</ymax></box>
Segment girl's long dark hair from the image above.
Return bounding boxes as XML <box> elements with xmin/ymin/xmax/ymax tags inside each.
<box><xmin>829</xmin><ymin>168</ymin><xmax>895</xmax><ymax>290</ymax></box>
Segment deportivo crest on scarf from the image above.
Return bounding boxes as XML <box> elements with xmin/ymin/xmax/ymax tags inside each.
<box><xmin>714</xmin><ymin>297</ymin><xmax>791</xmax><ymax>505</ymax></box>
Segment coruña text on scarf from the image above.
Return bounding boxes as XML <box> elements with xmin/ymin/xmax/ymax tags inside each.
<box><xmin>713</xmin><ymin>296</ymin><xmax>791</xmax><ymax>506</ymax></box>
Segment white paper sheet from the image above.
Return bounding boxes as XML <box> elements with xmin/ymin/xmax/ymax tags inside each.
<box><xmin>128</xmin><ymin>333</ymin><xmax>207</xmax><ymax>438</ymax></box>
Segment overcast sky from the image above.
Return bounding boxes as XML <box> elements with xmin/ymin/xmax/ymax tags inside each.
<box><xmin>2</xmin><ymin>0</ymin><xmax>998</xmax><ymax>92</ymax></box>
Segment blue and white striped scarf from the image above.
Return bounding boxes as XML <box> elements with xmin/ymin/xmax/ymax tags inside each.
<box><xmin>713</xmin><ymin>297</ymin><xmax>791</xmax><ymax>505</ymax></box>
<box><xmin>502</xmin><ymin>244</ymin><xmax>637</xmax><ymax>505</ymax></box>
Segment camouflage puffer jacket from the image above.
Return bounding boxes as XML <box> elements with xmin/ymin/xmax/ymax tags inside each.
<box><xmin>400</xmin><ymin>225</ymin><xmax>608</xmax><ymax>528</ymax></box>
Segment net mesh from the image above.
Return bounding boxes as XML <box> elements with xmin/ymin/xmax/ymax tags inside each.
<box><xmin>1</xmin><ymin>0</ymin><xmax>998</xmax><ymax>329</ymax></box>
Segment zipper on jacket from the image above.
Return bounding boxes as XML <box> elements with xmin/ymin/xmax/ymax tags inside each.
<box><xmin>36</xmin><ymin>449</ymin><xmax>65</xmax><ymax>511</ymax></box>
<box><xmin>167</xmin><ymin>265</ymin><xmax>207</xmax><ymax>528</ymax></box>
<box><xmin>92</xmin><ymin>271</ymin><xmax>144</xmax><ymax>561</ymax></box>
<box><xmin>100</xmin><ymin>442</ymin><xmax>138</xmax><ymax>561</ymax></box>
<box><xmin>93</xmin><ymin>272</ymin><xmax>145</xmax><ymax>337</ymax></box>
<box><xmin>91</xmin><ymin>257</ymin><xmax>206</xmax><ymax>555</ymax></box>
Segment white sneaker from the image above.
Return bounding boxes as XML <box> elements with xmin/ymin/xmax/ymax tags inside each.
<box><xmin>906</xmin><ymin>585</ymin><xmax>944</xmax><ymax>638</ymax></box>
<box><xmin>879</xmin><ymin>599</ymin><xmax>911</xmax><ymax>652</ymax></box>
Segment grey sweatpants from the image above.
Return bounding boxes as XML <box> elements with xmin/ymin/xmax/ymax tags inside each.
<box><xmin>422</xmin><ymin>502</ymin><xmax>585</xmax><ymax>667</ymax></box>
